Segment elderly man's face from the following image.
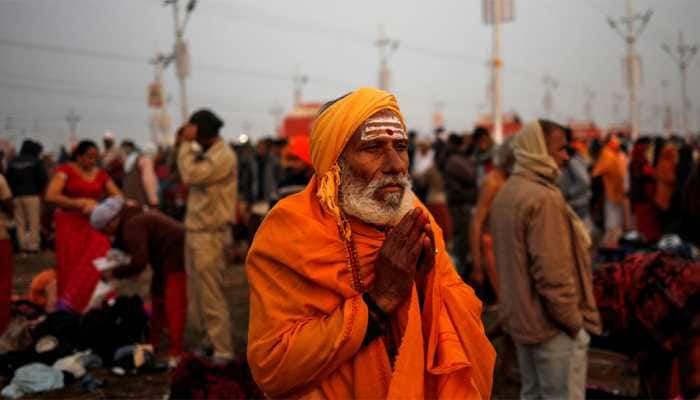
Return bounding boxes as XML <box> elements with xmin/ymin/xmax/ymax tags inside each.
<box><xmin>341</xmin><ymin>111</ymin><xmax>409</xmax><ymax>202</ymax></box>
<box><xmin>338</xmin><ymin>110</ymin><xmax>413</xmax><ymax>226</ymax></box>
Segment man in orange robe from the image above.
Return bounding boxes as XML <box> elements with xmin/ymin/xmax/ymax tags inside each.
<box><xmin>246</xmin><ymin>87</ymin><xmax>495</xmax><ymax>398</ymax></box>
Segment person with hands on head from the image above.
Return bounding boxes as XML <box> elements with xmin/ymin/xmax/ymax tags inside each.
<box><xmin>246</xmin><ymin>87</ymin><xmax>494</xmax><ymax>399</ymax></box>
<box><xmin>45</xmin><ymin>140</ymin><xmax>121</xmax><ymax>313</ymax></box>
<box><xmin>177</xmin><ymin>109</ymin><xmax>238</xmax><ymax>364</ymax></box>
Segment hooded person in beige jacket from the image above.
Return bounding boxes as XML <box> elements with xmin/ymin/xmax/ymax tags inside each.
<box><xmin>490</xmin><ymin>120</ymin><xmax>601</xmax><ymax>400</ymax></box>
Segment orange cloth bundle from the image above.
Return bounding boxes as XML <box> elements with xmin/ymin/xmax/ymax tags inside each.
<box><xmin>28</xmin><ymin>269</ymin><xmax>57</xmax><ymax>307</ymax></box>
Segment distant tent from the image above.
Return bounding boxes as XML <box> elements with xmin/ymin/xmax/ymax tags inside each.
<box><xmin>279</xmin><ymin>102</ymin><xmax>323</xmax><ymax>139</ymax></box>
<box><xmin>475</xmin><ymin>112</ymin><xmax>523</xmax><ymax>138</ymax></box>
<box><xmin>569</xmin><ymin>120</ymin><xmax>603</xmax><ymax>142</ymax></box>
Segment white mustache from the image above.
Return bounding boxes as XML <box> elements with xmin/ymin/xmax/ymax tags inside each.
<box><xmin>367</xmin><ymin>174</ymin><xmax>411</xmax><ymax>192</ymax></box>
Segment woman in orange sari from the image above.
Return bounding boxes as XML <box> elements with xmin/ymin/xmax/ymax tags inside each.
<box><xmin>470</xmin><ymin>138</ymin><xmax>514</xmax><ymax>302</ymax></box>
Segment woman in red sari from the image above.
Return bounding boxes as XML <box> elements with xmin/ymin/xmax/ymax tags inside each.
<box><xmin>45</xmin><ymin>140</ymin><xmax>121</xmax><ymax>312</ymax></box>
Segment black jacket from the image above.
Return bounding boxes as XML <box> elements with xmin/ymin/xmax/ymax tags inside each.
<box><xmin>7</xmin><ymin>154</ymin><xmax>47</xmax><ymax>197</ymax></box>
<box><xmin>444</xmin><ymin>152</ymin><xmax>478</xmax><ymax>207</ymax></box>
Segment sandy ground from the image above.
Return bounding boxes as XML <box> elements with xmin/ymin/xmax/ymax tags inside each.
<box><xmin>5</xmin><ymin>251</ymin><xmax>250</xmax><ymax>399</ymax></box>
<box><xmin>4</xmin><ymin>251</ymin><xmax>638</xmax><ymax>399</ymax></box>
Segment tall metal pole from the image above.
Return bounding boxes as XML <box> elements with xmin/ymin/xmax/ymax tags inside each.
<box><xmin>542</xmin><ymin>74</ymin><xmax>558</xmax><ymax>119</ymax></box>
<box><xmin>293</xmin><ymin>71</ymin><xmax>308</xmax><ymax>107</ymax></box>
<box><xmin>165</xmin><ymin>0</ymin><xmax>195</xmax><ymax>123</ymax></box>
<box><xmin>612</xmin><ymin>92</ymin><xmax>623</xmax><ymax>124</ymax></box>
<box><xmin>269</xmin><ymin>104</ymin><xmax>283</xmax><ymax>136</ymax></box>
<box><xmin>172</xmin><ymin>1</ymin><xmax>188</xmax><ymax>122</ymax></box>
<box><xmin>432</xmin><ymin>101</ymin><xmax>445</xmax><ymax>129</ymax></box>
<box><xmin>607</xmin><ymin>1</ymin><xmax>651</xmax><ymax>141</ymax></box>
<box><xmin>491</xmin><ymin>0</ymin><xmax>503</xmax><ymax>144</ymax></box>
<box><xmin>658</xmin><ymin>80</ymin><xmax>671</xmax><ymax>135</ymax></box>
<box><xmin>626</xmin><ymin>0</ymin><xmax>640</xmax><ymax>140</ymax></box>
<box><xmin>584</xmin><ymin>87</ymin><xmax>596</xmax><ymax>121</ymax></box>
<box><xmin>375</xmin><ymin>26</ymin><xmax>399</xmax><ymax>91</ymax></box>
<box><xmin>663</xmin><ymin>31</ymin><xmax>698</xmax><ymax>140</ymax></box>
<box><xmin>155</xmin><ymin>58</ymin><xmax>171</xmax><ymax>146</ymax></box>
<box><xmin>65</xmin><ymin>109</ymin><xmax>80</xmax><ymax>147</ymax></box>
<box><xmin>680</xmin><ymin>53</ymin><xmax>689</xmax><ymax>137</ymax></box>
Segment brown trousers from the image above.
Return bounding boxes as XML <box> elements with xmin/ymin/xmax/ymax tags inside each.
<box><xmin>14</xmin><ymin>196</ymin><xmax>41</xmax><ymax>251</ymax></box>
<box><xmin>185</xmin><ymin>229</ymin><xmax>234</xmax><ymax>360</ymax></box>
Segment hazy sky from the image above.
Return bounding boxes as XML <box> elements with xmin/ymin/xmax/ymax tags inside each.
<box><xmin>1</xmin><ymin>0</ymin><xmax>699</xmax><ymax>150</ymax></box>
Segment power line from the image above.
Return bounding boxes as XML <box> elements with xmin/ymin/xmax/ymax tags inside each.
<box><xmin>0</xmin><ymin>36</ymin><xmax>353</xmax><ymax>90</ymax></box>
<box><xmin>3</xmin><ymin>2</ymin><xmax>692</xmax><ymax>128</ymax></box>
<box><xmin>0</xmin><ymin>80</ymin><xmax>144</xmax><ymax>103</ymax></box>
<box><xmin>200</xmin><ymin>4</ymin><xmax>487</xmax><ymax>67</ymax></box>
<box><xmin>0</xmin><ymin>37</ymin><xmax>148</xmax><ymax>64</ymax></box>
<box><xmin>0</xmin><ymin>26</ymin><xmax>621</xmax><ymax>104</ymax></box>
<box><xmin>0</xmin><ymin>67</ymin><xmax>142</xmax><ymax>95</ymax></box>
<box><xmin>0</xmin><ymin>79</ymin><xmax>271</xmax><ymax>117</ymax></box>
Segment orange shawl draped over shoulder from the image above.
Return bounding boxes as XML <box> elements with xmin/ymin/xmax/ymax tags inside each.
<box><xmin>246</xmin><ymin>183</ymin><xmax>495</xmax><ymax>399</ymax></box>
<box><xmin>246</xmin><ymin>87</ymin><xmax>495</xmax><ymax>399</ymax></box>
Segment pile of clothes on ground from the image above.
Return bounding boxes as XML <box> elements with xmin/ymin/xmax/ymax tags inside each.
<box><xmin>0</xmin><ymin>296</ymin><xmax>164</xmax><ymax>399</ymax></box>
<box><xmin>593</xmin><ymin>234</ymin><xmax>700</xmax><ymax>399</ymax></box>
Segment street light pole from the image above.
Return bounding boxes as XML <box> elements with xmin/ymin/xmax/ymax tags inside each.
<box><xmin>269</xmin><ymin>104</ymin><xmax>283</xmax><ymax>136</ymax></box>
<box><xmin>584</xmin><ymin>87</ymin><xmax>596</xmax><ymax>121</ymax></box>
<box><xmin>491</xmin><ymin>0</ymin><xmax>503</xmax><ymax>144</ymax></box>
<box><xmin>165</xmin><ymin>0</ymin><xmax>195</xmax><ymax>123</ymax></box>
<box><xmin>173</xmin><ymin>2</ymin><xmax>187</xmax><ymax>122</ymax></box>
<box><xmin>482</xmin><ymin>0</ymin><xmax>513</xmax><ymax>144</ymax></box>
<box><xmin>375</xmin><ymin>25</ymin><xmax>399</xmax><ymax>91</ymax></box>
<box><xmin>606</xmin><ymin>0</ymin><xmax>652</xmax><ymax>141</ymax></box>
<box><xmin>65</xmin><ymin>109</ymin><xmax>80</xmax><ymax>147</ymax></box>
<box><xmin>293</xmin><ymin>71</ymin><xmax>308</xmax><ymax>107</ymax></box>
<box><xmin>542</xmin><ymin>74</ymin><xmax>558</xmax><ymax>119</ymax></box>
<box><xmin>149</xmin><ymin>54</ymin><xmax>173</xmax><ymax>146</ymax></box>
<box><xmin>663</xmin><ymin>31</ymin><xmax>698</xmax><ymax>140</ymax></box>
<box><xmin>625</xmin><ymin>0</ymin><xmax>639</xmax><ymax>140</ymax></box>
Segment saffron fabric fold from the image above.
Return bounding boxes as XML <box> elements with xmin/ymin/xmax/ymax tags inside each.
<box><xmin>246</xmin><ymin>179</ymin><xmax>495</xmax><ymax>399</ymax></box>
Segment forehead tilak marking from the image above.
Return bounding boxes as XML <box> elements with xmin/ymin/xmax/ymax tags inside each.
<box><xmin>360</xmin><ymin>115</ymin><xmax>407</xmax><ymax>141</ymax></box>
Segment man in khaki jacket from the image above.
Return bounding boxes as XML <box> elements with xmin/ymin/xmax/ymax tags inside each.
<box><xmin>490</xmin><ymin>120</ymin><xmax>601</xmax><ymax>400</ymax></box>
<box><xmin>178</xmin><ymin>109</ymin><xmax>237</xmax><ymax>362</ymax></box>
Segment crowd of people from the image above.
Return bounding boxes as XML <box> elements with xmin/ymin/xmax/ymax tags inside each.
<box><xmin>0</xmin><ymin>87</ymin><xmax>699</xmax><ymax>398</ymax></box>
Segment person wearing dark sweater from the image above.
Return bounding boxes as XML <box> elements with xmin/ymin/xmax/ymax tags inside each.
<box><xmin>90</xmin><ymin>197</ymin><xmax>186</xmax><ymax>366</ymax></box>
<box><xmin>443</xmin><ymin>133</ymin><xmax>478</xmax><ymax>279</ymax></box>
<box><xmin>6</xmin><ymin>140</ymin><xmax>47</xmax><ymax>252</ymax></box>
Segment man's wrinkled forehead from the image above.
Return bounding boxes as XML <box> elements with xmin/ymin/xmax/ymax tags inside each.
<box><xmin>359</xmin><ymin>110</ymin><xmax>406</xmax><ymax>142</ymax></box>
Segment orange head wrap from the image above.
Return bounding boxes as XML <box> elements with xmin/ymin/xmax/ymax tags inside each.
<box><xmin>283</xmin><ymin>135</ymin><xmax>312</xmax><ymax>167</ymax></box>
<box><xmin>309</xmin><ymin>87</ymin><xmax>405</xmax><ymax>240</ymax></box>
<box><xmin>607</xmin><ymin>136</ymin><xmax>621</xmax><ymax>151</ymax></box>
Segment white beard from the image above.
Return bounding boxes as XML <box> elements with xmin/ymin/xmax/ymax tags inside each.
<box><xmin>339</xmin><ymin>162</ymin><xmax>415</xmax><ymax>227</ymax></box>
